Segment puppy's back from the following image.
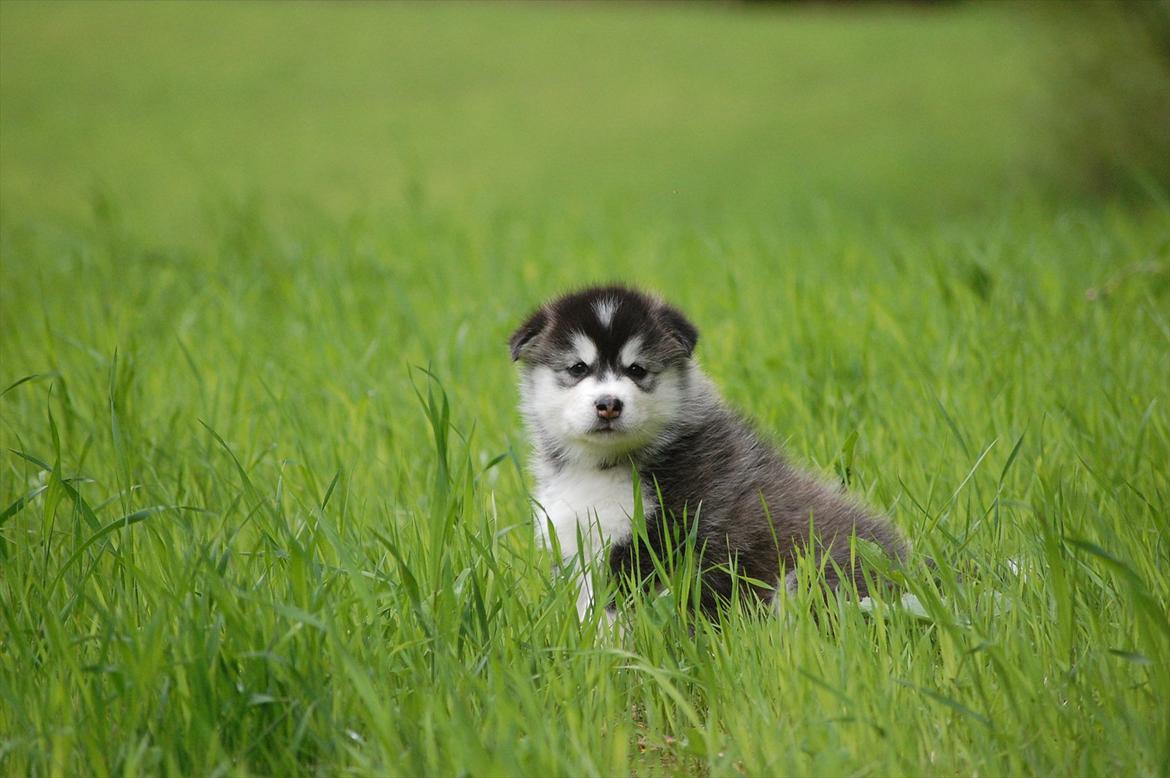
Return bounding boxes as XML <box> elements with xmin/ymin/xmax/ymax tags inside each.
<box><xmin>637</xmin><ymin>405</ymin><xmax>906</xmax><ymax>603</ymax></box>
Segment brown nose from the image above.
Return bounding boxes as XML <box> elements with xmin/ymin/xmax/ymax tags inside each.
<box><xmin>595</xmin><ymin>396</ymin><xmax>623</xmax><ymax>420</ymax></box>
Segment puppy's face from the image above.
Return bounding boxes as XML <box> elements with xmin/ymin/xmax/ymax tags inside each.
<box><xmin>510</xmin><ymin>286</ymin><xmax>699</xmax><ymax>461</ymax></box>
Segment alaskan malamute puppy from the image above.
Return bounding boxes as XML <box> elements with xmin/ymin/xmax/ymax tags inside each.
<box><xmin>509</xmin><ymin>285</ymin><xmax>907</xmax><ymax>619</ymax></box>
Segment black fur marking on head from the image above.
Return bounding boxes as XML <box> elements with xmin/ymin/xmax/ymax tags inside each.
<box><xmin>510</xmin><ymin>285</ymin><xmax>700</xmax><ymax>370</ymax></box>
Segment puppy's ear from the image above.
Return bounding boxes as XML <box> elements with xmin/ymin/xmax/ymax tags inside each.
<box><xmin>658</xmin><ymin>304</ymin><xmax>699</xmax><ymax>356</ymax></box>
<box><xmin>509</xmin><ymin>307</ymin><xmax>549</xmax><ymax>362</ymax></box>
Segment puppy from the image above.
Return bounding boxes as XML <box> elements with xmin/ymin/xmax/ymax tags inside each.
<box><xmin>509</xmin><ymin>285</ymin><xmax>907</xmax><ymax>619</ymax></box>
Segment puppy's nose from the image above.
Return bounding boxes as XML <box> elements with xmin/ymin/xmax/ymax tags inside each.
<box><xmin>595</xmin><ymin>396</ymin><xmax>623</xmax><ymax>420</ymax></box>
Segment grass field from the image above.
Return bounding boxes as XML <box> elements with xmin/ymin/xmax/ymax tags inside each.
<box><xmin>2</xmin><ymin>2</ymin><xmax>1169</xmax><ymax>776</ymax></box>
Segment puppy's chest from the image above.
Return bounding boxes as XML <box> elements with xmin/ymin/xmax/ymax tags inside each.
<box><xmin>533</xmin><ymin>466</ymin><xmax>652</xmax><ymax>561</ymax></box>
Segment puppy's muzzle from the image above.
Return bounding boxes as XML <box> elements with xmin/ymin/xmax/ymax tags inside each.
<box><xmin>595</xmin><ymin>396</ymin><xmax>623</xmax><ymax>421</ymax></box>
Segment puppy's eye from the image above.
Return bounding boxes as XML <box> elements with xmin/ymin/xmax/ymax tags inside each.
<box><xmin>625</xmin><ymin>364</ymin><xmax>647</xmax><ymax>379</ymax></box>
<box><xmin>567</xmin><ymin>362</ymin><xmax>590</xmax><ymax>378</ymax></box>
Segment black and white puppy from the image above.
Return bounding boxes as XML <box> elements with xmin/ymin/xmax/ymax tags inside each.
<box><xmin>509</xmin><ymin>285</ymin><xmax>907</xmax><ymax>619</ymax></box>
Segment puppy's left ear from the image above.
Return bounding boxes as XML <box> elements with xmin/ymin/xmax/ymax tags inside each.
<box><xmin>658</xmin><ymin>304</ymin><xmax>699</xmax><ymax>356</ymax></box>
<box><xmin>509</xmin><ymin>307</ymin><xmax>549</xmax><ymax>362</ymax></box>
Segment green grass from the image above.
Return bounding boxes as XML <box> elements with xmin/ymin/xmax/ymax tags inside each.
<box><xmin>2</xmin><ymin>2</ymin><xmax>1168</xmax><ymax>776</ymax></box>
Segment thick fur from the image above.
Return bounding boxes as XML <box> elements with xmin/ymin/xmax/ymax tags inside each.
<box><xmin>510</xmin><ymin>285</ymin><xmax>907</xmax><ymax>619</ymax></box>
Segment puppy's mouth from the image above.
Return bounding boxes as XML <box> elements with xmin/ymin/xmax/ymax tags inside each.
<box><xmin>589</xmin><ymin>421</ymin><xmax>624</xmax><ymax>435</ymax></box>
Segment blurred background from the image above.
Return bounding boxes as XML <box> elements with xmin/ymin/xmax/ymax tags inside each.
<box><xmin>1</xmin><ymin>0</ymin><xmax>1167</xmax><ymax>237</ymax></box>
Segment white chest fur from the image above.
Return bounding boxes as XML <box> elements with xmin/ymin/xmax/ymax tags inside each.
<box><xmin>532</xmin><ymin>464</ymin><xmax>648</xmax><ymax>564</ymax></box>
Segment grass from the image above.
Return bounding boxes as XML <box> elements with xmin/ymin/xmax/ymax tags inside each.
<box><xmin>1</xmin><ymin>2</ymin><xmax>1168</xmax><ymax>776</ymax></box>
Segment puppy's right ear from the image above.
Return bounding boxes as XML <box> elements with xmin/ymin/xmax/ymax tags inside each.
<box><xmin>509</xmin><ymin>307</ymin><xmax>549</xmax><ymax>362</ymax></box>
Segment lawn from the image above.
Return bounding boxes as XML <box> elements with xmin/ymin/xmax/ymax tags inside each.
<box><xmin>1</xmin><ymin>2</ymin><xmax>1168</xmax><ymax>776</ymax></box>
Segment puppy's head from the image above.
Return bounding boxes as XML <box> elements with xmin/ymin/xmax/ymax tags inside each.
<box><xmin>509</xmin><ymin>285</ymin><xmax>699</xmax><ymax>462</ymax></box>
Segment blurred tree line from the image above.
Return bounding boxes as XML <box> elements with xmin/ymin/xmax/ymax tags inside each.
<box><xmin>737</xmin><ymin>0</ymin><xmax>1170</xmax><ymax>198</ymax></box>
<box><xmin>1033</xmin><ymin>0</ymin><xmax>1169</xmax><ymax>196</ymax></box>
